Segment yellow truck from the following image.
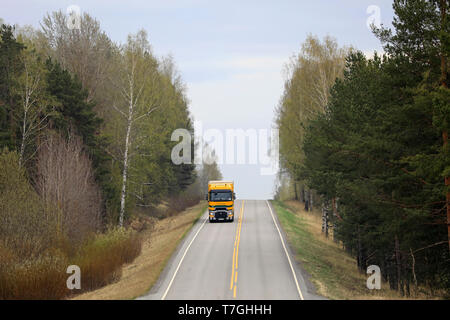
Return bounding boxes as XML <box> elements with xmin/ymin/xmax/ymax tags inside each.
<box><xmin>206</xmin><ymin>180</ymin><xmax>235</xmax><ymax>222</ymax></box>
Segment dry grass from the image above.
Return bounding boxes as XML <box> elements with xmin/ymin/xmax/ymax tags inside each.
<box><xmin>0</xmin><ymin>228</ymin><xmax>142</xmax><ymax>300</ymax></box>
<box><xmin>0</xmin><ymin>248</ymin><xmax>69</xmax><ymax>300</ymax></box>
<box><xmin>275</xmin><ymin>200</ymin><xmax>437</xmax><ymax>300</ymax></box>
<box><xmin>73</xmin><ymin>201</ymin><xmax>207</xmax><ymax>300</ymax></box>
<box><xmin>70</xmin><ymin>228</ymin><xmax>142</xmax><ymax>293</ymax></box>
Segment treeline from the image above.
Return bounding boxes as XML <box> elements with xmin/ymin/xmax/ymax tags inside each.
<box><xmin>0</xmin><ymin>11</ymin><xmax>218</xmax><ymax>299</ymax></box>
<box><xmin>1</xmin><ymin>11</ymin><xmax>199</xmax><ymax>223</ymax></box>
<box><xmin>275</xmin><ymin>34</ymin><xmax>351</xmax><ymax>210</ymax></box>
<box><xmin>276</xmin><ymin>0</ymin><xmax>449</xmax><ymax>296</ymax></box>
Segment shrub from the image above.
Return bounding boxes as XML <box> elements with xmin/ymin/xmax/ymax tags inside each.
<box><xmin>72</xmin><ymin>228</ymin><xmax>142</xmax><ymax>292</ymax></box>
<box><xmin>0</xmin><ymin>148</ymin><xmax>142</xmax><ymax>299</ymax></box>
<box><xmin>0</xmin><ymin>149</ymin><xmax>53</xmax><ymax>259</ymax></box>
<box><xmin>0</xmin><ymin>229</ymin><xmax>142</xmax><ymax>299</ymax></box>
<box><xmin>35</xmin><ymin>132</ymin><xmax>102</xmax><ymax>246</ymax></box>
<box><xmin>0</xmin><ymin>249</ymin><xmax>69</xmax><ymax>300</ymax></box>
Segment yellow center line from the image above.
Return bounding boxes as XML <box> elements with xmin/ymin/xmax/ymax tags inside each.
<box><xmin>230</xmin><ymin>245</ymin><xmax>236</xmax><ymax>290</ymax></box>
<box><xmin>230</xmin><ymin>203</ymin><xmax>242</xmax><ymax>290</ymax></box>
<box><xmin>230</xmin><ymin>200</ymin><xmax>245</xmax><ymax>297</ymax></box>
<box><xmin>236</xmin><ymin>211</ymin><xmax>244</xmax><ymax>269</ymax></box>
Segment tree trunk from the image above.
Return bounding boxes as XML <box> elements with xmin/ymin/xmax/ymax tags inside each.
<box><xmin>19</xmin><ymin>127</ymin><xmax>26</xmax><ymax>167</ymax></box>
<box><xmin>331</xmin><ymin>197</ymin><xmax>337</xmax><ymax>242</ymax></box>
<box><xmin>119</xmin><ymin>89</ymin><xmax>134</xmax><ymax>227</ymax></box>
<box><xmin>405</xmin><ymin>277</ymin><xmax>410</xmax><ymax>297</ymax></box>
<box><xmin>395</xmin><ymin>235</ymin><xmax>403</xmax><ymax>294</ymax></box>
<box><xmin>322</xmin><ymin>200</ymin><xmax>329</xmax><ymax>238</ymax></box>
<box><xmin>388</xmin><ymin>260</ymin><xmax>396</xmax><ymax>290</ymax></box>
<box><xmin>439</xmin><ymin>0</ymin><xmax>450</xmax><ymax>250</ymax></box>
<box><xmin>357</xmin><ymin>225</ymin><xmax>362</xmax><ymax>271</ymax></box>
<box><xmin>293</xmin><ymin>181</ymin><xmax>298</xmax><ymax>201</ymax></box>
<box><xmin>445</xmin><ymin>131</ymin><xmax>450</xmax><ymax>250</ymax></box>
<box><xmin>19</xmin><ymin>97</ymin><xmax>29</xmax><ymax>167</ymax></box>
<box><xmin>304</xmin><ymin>189</ymin><xmax>309</xmax><ymax>211</ymax></box>
<box><xmin>381</xmin><ymin>256</ymin><xmax>388</xmax><ymax>283</ymax></box>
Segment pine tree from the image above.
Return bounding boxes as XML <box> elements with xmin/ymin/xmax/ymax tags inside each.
<box><xmin>45</xmin><ymin>58</ymin><xmax>119</xmax><ymax>217</ymax></box>
<box><xmin>375</xmin><ymin>0</ymin><xmax>450</xmax><ymax>250</ymax></box>
<box><xmin>0</xmin><ymin>24</ymin><xmax>25</xmax><ymax>150</ymax></box>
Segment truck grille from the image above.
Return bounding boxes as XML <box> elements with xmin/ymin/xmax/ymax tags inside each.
<box><xmin>214</xmin><ymin>211</ymin><xmax>228</xmax><ymax>219</ymax></box>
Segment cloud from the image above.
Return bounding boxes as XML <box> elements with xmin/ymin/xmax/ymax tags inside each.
<box><xmin>180</xmin><ymin>55</ymin><xmax>286</xmax><ymax>76</ymax></box>
<box><xmin>222</xmin><ymin>56</ymin><xmax>286</xmax><ymax>70</ymax></box>
<box><xmin>363</xmin><ymin>50</ymin><xmax>385</xmax><ymax>60</ymax></box>
<box><xmin>186</xmin><ymin>68</ymin><xmax>283</xmax><ymax>128</ymax></box>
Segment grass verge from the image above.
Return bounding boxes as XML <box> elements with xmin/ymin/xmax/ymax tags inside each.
<box><xmin>73</xmin><ymin>201</ymin><xmax>207</xmax><ymax>300</ymax></box>
<box><xmin>0</xmin><ymin>228</ymin><xmax>142</xmax><ymax>300</ymax></box>
<box><xmin>272</xmin><ymin>200</ymin><xmax>423</xmax><ymax>300</ymax></box>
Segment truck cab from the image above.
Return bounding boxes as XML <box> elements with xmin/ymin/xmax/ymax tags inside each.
<box><xmin>206</xmin><ymin>181</ymin><xmax>235</xmax><ymax>222</ymax></box>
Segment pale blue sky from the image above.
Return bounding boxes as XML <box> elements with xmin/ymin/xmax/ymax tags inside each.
<box><xmin>2</xmin><ymin>0</ymin><xmax>395</xmax><ymax>199</ymax></box>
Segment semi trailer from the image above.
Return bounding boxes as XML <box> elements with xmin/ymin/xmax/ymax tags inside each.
<box><xmin>206</xmin><ymin>181</ymin><xmax>235</xmax><ymax>222</ymax></box>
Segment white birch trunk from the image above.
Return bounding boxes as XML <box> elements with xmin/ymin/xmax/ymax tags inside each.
<box><xmin>19</xmin><ymin>109</ymin><xmax>28</xmax><ymax>167</ymax></box>
<box><xmin>119</xmin><ymin>79</ymin><xmax>134</xmax><ymax>227</ymax></box>
<box><xmin>17</xmin><ymin>57</ymin><xmax>48</xmax><ymax>167</ymax></box>
<box><xmin>19</xmin><ymin>65</ymin><xmax>31</xmax><ymax>167</ymax></box>
<box><xmin>114</xmin><ymin>32</ymin><xmax>160</xmax><ymax>226</ymax></box>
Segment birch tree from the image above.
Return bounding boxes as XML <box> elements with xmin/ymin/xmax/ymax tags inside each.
<box><xmin>13</xmin><ymin>44</ymin><xmax>54</xmax><ymax>166</ymax></box>
<box><xmin>110</xmin><ymin>30</ymin><xmax>160</xmax><ymax>226</ymax></box>
<box><xmin>275</xmin><ymin>35</ymin><xmax>350</xmax><ymax>204</ymax></box>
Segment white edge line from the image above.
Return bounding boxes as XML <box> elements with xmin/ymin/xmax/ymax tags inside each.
<box><xmin>161</xmin><ymin>213</ymin><xmax>208</xmax><ymax>300</ymax></box>
<box><xmin>266</xmin><ymin>200</ymin><xmax>305</xmax><ymax>300</ymax></box>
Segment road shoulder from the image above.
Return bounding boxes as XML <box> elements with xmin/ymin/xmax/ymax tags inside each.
<box><xmin>272</xmin><ymin>200</ymin><xmax>415</xmax><ymax>300</ymax></box>
<box><xmin>267</xmin><ymin>200</ymin><xmax>325</xmax><ymax>300</ymax></box>
<box><xmin>72</xmin><ymin>201</ymin><xmax>207</xmax><ymax>300</ymax></box>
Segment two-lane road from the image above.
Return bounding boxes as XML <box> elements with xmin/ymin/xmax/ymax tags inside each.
<box><xmin>140</xmin><ymin>200</ymin><xmax>323</xmax><ymax>300</ymax></box>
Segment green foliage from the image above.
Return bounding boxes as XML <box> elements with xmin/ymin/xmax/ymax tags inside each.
<box><xmin>0</xmin><ymin>149</ymin><xmax>52</xmax><ymax>258</ymax></box>
<box><xmin>1</xmin><ymin>17</ymin><xmax>199</xmax><ymax>224</ymax></box>
<box><xmin>45</xmin><ymin>58</ymin><xmax>119</xmax><ymax>216</ymax></box>
<box><xmin>297</xmin><ymin>0</ymin><xmax>450</xmax><ymax>294</ymax></box>
<box><xmin>0</xmin><ymin>12</ymin><xmax>199</xmax><ymax>298</ymax></box>
<box><xmin>103</xmin><ymin>31</ymin><xmax>197</xmax><ymax>217</ymax></box>
<box><xmin>275</xmin><ymin>35</ymin><xmax>350</xmax><ymax>182</ymax></box>
<box><xmin>0</xmin><ymin>24</ymin><xmax>25</xmax><ymax>150</ymax></box>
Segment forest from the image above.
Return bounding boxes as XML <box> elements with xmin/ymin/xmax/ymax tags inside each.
<box><xmin>0</xmin><ymin>11</ymin><xmax>221</xmax><ymax>299</ymax></box>
<box><xmin>275</xmin><ymin>0</ymin><xmax>450</xmax><ymax>295</ymax></box>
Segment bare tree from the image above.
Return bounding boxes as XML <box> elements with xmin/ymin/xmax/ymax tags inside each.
<box><xmin>40</xmin><ymin>11</ymin><xmax>113</xmax><ymax>104</ymax></box>
<box><xmin>36</xmin><ymin>131</ymin><xmax>102</xmax><ymax>244</ymax></box>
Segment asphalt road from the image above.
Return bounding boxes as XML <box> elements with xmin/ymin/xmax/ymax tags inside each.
<box><xmin>140</xmin><ymin>199</ymin><xmax>324</xmax><ymax>300</ymax></box>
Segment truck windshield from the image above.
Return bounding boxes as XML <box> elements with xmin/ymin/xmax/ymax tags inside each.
<box><xmin>210</xmin><ymin>191</ymin><xmax>232</xmax><ymax>201</ymax></box>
